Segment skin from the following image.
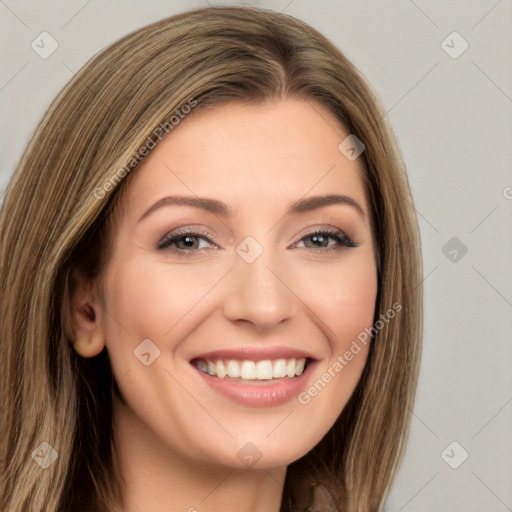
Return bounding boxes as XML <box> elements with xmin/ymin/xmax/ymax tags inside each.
<box><xmin>71</xmin><ymin>97</ymin><xmax>378</xmax><ymax>512</ymax></box>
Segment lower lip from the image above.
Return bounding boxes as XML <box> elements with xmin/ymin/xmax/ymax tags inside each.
<box><xmin>192</xmin><ymin>362</ymin><xmax>315</xmax><ymax>407</ymax></box>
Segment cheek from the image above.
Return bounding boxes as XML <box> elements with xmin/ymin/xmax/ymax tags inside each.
<box><xmin>300</xmin><ymin>250</ymin><xmax>377</xmax><ymax>390</ymax></box>
<box><xmin>301</xmin><ymin>250</ymin><xmax>378</xmax><ymax>344</ymax></box>
<box><xmin>294</xmin><ymin>253</ymin><xmax>377</xmax><ymax>433</ymax></box>
<box><xmin>99</xmin><ymin>259</ymin><xmax>225</xmax><ymax>373</ymax></box>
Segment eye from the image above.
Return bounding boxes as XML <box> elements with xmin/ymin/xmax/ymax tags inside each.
<box><xmin>294</xmin><ymin>229</ymin><xmax>355</xmax><ymax>252</ymax></box>
<box><xmin>157</xmin><ymin>227</ymin><xmax>356</xmax><ymax>256</ymax></box>
<box><xmin>157</xmin><ymin>229</ymin><xmax>217</xmax><ymax>254</ymax></box>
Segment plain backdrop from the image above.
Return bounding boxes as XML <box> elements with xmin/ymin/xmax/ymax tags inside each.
<box><xmin>1</xmin><ymin>1</ymin><xmax>511</xmax><ymax>510</ymax></box>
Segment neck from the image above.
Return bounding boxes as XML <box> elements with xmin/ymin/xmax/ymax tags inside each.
<box><xmin>111</xmin><ymin>399</ymin><xmax>286</xmax><ymax>512</ymax></box>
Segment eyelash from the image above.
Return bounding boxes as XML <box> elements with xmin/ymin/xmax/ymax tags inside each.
<box><xmin>157</xmin><ymin>228</ymin><xmax>356</xmax><ymax>256</ymax></box>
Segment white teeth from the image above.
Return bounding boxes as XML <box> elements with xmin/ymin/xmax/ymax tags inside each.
<box><xmin>195</xmin><ymin>357</ymin><xmax>308</xmax><ymax>380</ymax></box>
<box><xmin>286</xmin><ymin>359</ymin><xmax>296</xmax><ymax>378</ymax></box>
<box><xmin>295</xmin><ymin>358</ymin><xmax>305</xmax><ymax>376</ymax></box>
<box><xmin>255</xmin><ymin>360</ymin><xmax>273</xmax><ymax>379</ymax></box>
<box><xmin>240</xmin><ymin>361</ymin><xmax>256</xmax><ymax>379</ymax></box>
<box><xmin>226</xmin><ymin>360</ymin><xmax>241</xmax><ymax>378</ymax></box>
<box><xmin>215</xmin><ymin>360</ymin><xmax>227</xmax><ymax>379</ymax></box>
<box><xmin>273</xmin><ymin>359</ymin><xmax>287</xmax><ymax>378</ymax></box>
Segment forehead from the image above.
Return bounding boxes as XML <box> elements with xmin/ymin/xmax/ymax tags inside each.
<box><xmin>121</xmin><ymin>98</ymin><xmax>368</xmax><ymax>217</ymax></box>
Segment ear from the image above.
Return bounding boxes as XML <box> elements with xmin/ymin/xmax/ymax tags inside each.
<box><xmin>68</xmin><ymin>267</ymin><xmax>106</xmax><ymax>358</ymax></box>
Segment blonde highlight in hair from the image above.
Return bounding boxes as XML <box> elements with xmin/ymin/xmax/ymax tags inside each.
<box><xmin>0</xmin><ymin>7</ymin><xmax>422</xmax><ymax>511</ymax></box>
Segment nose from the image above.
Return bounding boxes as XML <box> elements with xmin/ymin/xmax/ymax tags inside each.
<box><xmin>222</xmin><ymin>245</ymin><xmax>298</xmax><ymax>332</ymax></box>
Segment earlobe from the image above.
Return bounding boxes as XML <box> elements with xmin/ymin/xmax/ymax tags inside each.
<box><xmin>72</xmin><ymin>330</ymin><xmax>105</xmax><ymax>358</ymax></box>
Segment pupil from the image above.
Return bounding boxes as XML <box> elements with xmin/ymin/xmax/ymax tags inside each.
<box><xmin>312</xmin><ymin>235</ymin><xmax>326</xmax><ymax>247</ymax></box>
<box><xmin>182</xmin><ymin>236</ymin><xmax>196</xmax><ymax>248</ymax></box>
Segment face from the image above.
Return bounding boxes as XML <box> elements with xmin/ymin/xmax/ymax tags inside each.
<box><xmin>90</xmin><ymin>98</ymin><xmax>377</xmax><ymax>470</ymax></box>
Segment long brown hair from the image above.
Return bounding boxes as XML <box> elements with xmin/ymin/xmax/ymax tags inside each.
<box><xmin>0</xmin><ymin>6</ymin><xmax>422</xmax><ymax>511</ymax></box>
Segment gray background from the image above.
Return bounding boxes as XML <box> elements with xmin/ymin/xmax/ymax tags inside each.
<box><xmin>1</xmin><ymin>1</ymin><xmax>511</xmax><ymax>510</ymax></box>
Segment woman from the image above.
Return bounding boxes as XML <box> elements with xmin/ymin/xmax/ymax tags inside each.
<box><xmin>0</xmin><ymin>6</ymin><xmax>422</xmax><ymax>512</ymax></box>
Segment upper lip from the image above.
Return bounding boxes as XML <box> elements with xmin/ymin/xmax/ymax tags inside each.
<box><xmin>190</xmin><ymin>346</ymin><xmax>317</xmax><ymax>362</ymax></box>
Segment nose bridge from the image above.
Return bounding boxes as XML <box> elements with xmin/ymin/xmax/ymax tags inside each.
<box><xmin>222</xmin><ymin>235</ymin><xmax>297</xmax><ymax>329</ymax></box>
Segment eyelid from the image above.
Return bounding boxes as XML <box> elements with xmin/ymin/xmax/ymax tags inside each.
<box><xmin>157</xmin><ymin>224</ymin><xmax>356</xmax><ymax>254</ymax></box>
<box><xmin>291</xmin><ymin>226</ymin><xmax>355</xmax><ymax>249</ymax></box>
<box><xmin>157</xmin><ymin>227</ymin><xmax>219</xmax><ymax>251</ymax></box>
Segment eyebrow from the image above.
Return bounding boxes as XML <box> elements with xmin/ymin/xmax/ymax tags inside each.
<box><xmin>137</xmin><ymin>193</ymin><xmax>366</xmax><ymax>223</ymax></box>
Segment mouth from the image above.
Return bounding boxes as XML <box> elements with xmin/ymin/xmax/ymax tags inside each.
<box><xmin>191</xmin><ymin>356</ymin><xmax>311</xmax><ymax>383</ymax></box>
<box><xmin>189</xmin><ymin>350</ymin><xmax>317</xmax><ymax>407</ymax></box>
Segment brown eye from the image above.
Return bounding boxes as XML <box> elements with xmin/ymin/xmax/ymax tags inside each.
<box><xmin>298</xmin><ymin>230</ymin><xmax>355</xmax><ymax>251</ymax></box>
<box><xmin>157</xmin><ymin>230</ymin><xmax>215</xmax><ymax>253</ymax></box>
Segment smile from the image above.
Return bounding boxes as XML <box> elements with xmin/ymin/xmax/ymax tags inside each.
<box><xmin>193</xmin><ymin>357</ymin><xmax>307</xmax><ymax>380</ymax></box>
<box><xmin>190</xmin><ymin>348</ymin><xmax>317</xmax><ymax>407</ymax></box>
